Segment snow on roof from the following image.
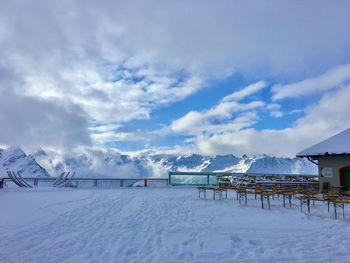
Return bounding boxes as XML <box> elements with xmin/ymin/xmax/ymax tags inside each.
<box><xmin>297</xmin><ymin>128</ymin><xmax>350</xmax><ymax>157</ymax></box>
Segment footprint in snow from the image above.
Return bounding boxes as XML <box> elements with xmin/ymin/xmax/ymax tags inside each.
<box><xmin>230</xmin><ymin>235</ymin><xmax>242</xmax><ymax>243</ymax></box>
<box><xmin>125</xmin><ymin>247</ymin><xmax>137</xmax><ymax>256</ymax></box>
<box><xmin>248</xmin><ymin>239</ymin><xmax>260</xmax><ymax>246</ymax></box>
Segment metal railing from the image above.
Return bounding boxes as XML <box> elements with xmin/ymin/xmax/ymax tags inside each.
<box><xmin>0</xmin><ymin>177</ymin><xmax>169</xmax><ymax>189</ymax></box>
<box><xmin>0</xmin><ymin>172</ymin><xmax>318</xmax><ymax>189</ymax></box>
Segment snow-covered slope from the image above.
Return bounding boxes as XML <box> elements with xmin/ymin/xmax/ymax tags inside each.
<box><xmin>1</xmin><ymin>188</ymin><xmax>349</xmax><ymax>263</ymax></box>
<box><xmin>1</xmin><ymin>189</ymin><xmax>349</xmax><ymax>263</ymax></box>
<box><xmin>0</xmin><ymin>146</ymin><xmax>49</xmax><ymax>178</ymax></box>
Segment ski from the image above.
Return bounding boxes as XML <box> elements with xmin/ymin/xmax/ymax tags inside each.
<box><xmin>7</xmin><ymin>171</ymin><xmax>25</xmax><ymax>187</ymax></box>
<box><xmin>52</xmin><ymin>172</ymin><xmax>66</xmax><ymax>186</ymax></box>
<box><xmin>16</xmin><ymin>171</ymin><xmax>32</xmax><ymax>188</ymax></box>
<box><xmin>55</xmin><ymin>172</ymin><xmax>70</xmax><ymax>187</ymax></box>
<box><xmin>59</xmin><ymin>172</ymin><xmax>76</xmax><ymax>188</ymax></box>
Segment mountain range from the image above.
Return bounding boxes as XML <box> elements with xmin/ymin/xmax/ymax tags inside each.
<box><xmin>0</xmin><ymin>146</ymin><xmax>318</xmax><ymax>178</ymax></box>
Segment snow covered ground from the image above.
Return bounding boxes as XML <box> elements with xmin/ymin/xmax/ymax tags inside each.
<box><xmin>1</xmin><ymin>188</ymin><xmax>349</xmax><ymax>263</ymax></box>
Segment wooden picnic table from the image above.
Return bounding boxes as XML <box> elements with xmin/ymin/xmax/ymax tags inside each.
<box><xmin>297</xmin><ymin>193</ymin><xmax>349</xmax><ymax>219</ymax></box>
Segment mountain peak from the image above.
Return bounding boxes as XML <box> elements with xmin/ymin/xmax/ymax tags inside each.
<box><xmin>0</xmin><ymin>146</ymin><xmax>49</xmax><ymax>178</ymax></box>
<box><xmin>2</xmin><ymin>146</ymin><xmax>26</xmax><ymax>159</ymax></box>
<box><xmin>33</xmin><ymin>148</ymin><xmax>47</xmax><ymax>157</ymax></box>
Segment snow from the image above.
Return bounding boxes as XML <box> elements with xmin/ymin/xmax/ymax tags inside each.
<box><xmin>1</xmin><ymin>188</ymin><xmax>350</xmax><ymax>263</ymax></box>
<box><xmin>297</xmin><ymin>128</ymin><xmax>350</xmax><ymax>157</ymax></box>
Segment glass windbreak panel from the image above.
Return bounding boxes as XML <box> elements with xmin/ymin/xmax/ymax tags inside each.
<box><xmin>170</xmin><ymin>174</ymin><xmax>209</xmax><ymax>185</ymax></box>
<box><xmin>209</xmin><ymin>175</ymin><xmax>218</xmax><ymax>185</ymax></box>
<box><xmin>75</xmin><ymin>180</ymin><xmax>94</xmax><ymax>188</ymax></box>
<box><xmin>98</xmin><ymin>180</ymin><xmax>120</xmax><ymax>188</ymax></box>
<box><xmin>147</xmin><ymin>181</ymin><xmax>168</xmax><ymax>187</ymax></box>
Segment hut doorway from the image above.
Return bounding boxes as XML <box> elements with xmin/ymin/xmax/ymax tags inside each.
<box><xmin>339</xmin><ymin>166</ymin><xmax>350</xmax><ymax>190</ymax></box>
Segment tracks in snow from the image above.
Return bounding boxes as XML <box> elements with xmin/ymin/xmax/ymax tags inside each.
<box><xmin>1</xmin><ymin>189</ymin><xmax>350</xmax><ymax>263</ymax></box>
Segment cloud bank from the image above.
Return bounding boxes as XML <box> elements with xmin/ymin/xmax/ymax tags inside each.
<box><xmin>0</xmin><ymin>1</ymin><xmax>350</xmax><ymax>156</ymax></box>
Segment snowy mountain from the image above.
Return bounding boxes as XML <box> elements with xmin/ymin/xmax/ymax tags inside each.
<box><xmin>234</xmin><ymin>154</ymin><xmax>317</xmax><ymax>174</ymax></box>
<box><xmin>144</xmin><ymin>153</ymin><xmax>317</xmax><ymax>175</ymax></box>
<box><xmin>1</xmin><ymin>146</ymin><xmax>318</xmax><ymax>178</ymax></box>
<box><xmin>0</xmin><ymin>146</ymin><xmax>49</xmax><ymax>178</ymax></box>
<box><xmin>32</xmin><ymin>148</ymin><xmax>158</xmax><ymax>179</ymax></box>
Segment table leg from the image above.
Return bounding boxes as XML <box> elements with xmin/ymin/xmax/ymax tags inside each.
<box><xmin>289</xmin><ymin>195</ymin><xmax>292</xmax><ymax>208</ymax></box>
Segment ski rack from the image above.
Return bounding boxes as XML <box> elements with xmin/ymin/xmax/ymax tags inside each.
<box><xmin>54</xmin><ymin>172</ymin><xmax>70</xmax><ymax>187</ymax></box>
<box><xmin>7</xmin><ymin>171</ymin><xmax>22</xmax><ymax>187</ymax></box>
<box><xmin>4</xmin><ymin>171</ymin><xmax>77</xmax><ymax>188</ymax></box>
<box><xmin>54</xmin><ymin>171</ymin><xmax>77</xmax><ymax>187</ymax></box>
<box><xmin>16</xmin><ymin>171</ymin><xmax>32</xmax><ymax>188</ymax></box>
<box><xmin>7</xmin><ymin>171</ymin><xmax>33</xmax><ymax>188</ymax></box>
<box><xmin>52</xmin><ymin>172</ymin><xmax>66</xmax><ymax>186</ymax></box>
<box><xmin>59</xmin><ymin>172</ymin><xmax>76</xmax><ymax>188</ymax></box>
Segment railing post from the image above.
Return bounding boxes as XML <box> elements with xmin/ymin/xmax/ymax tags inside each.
<box><xmin>0</xmin><ymin>178</ymin><xmax>3</xmax><ymax>189</ymax></box>
<box><xmin>120</xmin><ymin>179</ymin><xmax>123</xmax><ymax>187</ymax></box>
<box><xmin>34</xmin><ymin>178</ymin><xmax>38</xmax><ymax>186</ymax></box>
<box><xmin>207</xmin><ymin>174</ymin><xmax>210</xmax><ymax>186</ymax></box>
<box><xmin>144</xmin><ymin>179</ymin><xmax>147</xmax><ymax>187</ymax></box>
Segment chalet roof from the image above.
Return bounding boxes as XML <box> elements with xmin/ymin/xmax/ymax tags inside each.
<box><xmin>297</xmin><ymin>128</ymin><xmax>350</xmax><ymax>158</ymax></box>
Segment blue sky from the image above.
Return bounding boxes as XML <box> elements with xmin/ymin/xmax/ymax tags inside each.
<box><xmin>1</xmin><ymin>1</ymin><xmax>350</xmax><ymax>156</ymax></box>
<box><xmin>104</xmin><ymin>73</ymin><xmax>309</xmax><ymax>151</ymax></box>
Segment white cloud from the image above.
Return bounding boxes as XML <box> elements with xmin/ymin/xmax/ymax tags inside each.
<box><xmin>106</xmin><ymin>69</ymin><xmax>350</xmax><ymax>157</ymax></box>
<box><xmin>89</xmin><ymin>123</ymin><xmax>123</xmax><ymax>134</ymax></box>
<box><xmin>269</xmin><ymin>111</ymin><xmax>283</xmax><ymax>118</ymax></box>
<box><xmin>22</xmin><ymin>63</ymin><xmax>203</xmax><ymax>123</ymax></box>
<box><xmin>0</xmin><ymin>87</ymin><xmax>91</xmax><ymax>151</ymax></box>
<box><xmin>170</xmin><ymin>81</ymin><xmax>268</xmax><ymax>134</ymax></box>
<box><xmin>170</xmin><ymin>100</ymin><xmax>264</xmax><ymax>133</ymax></box>
<box><xmin>222</xmin><ymin>81</ymin><xmax>267</xmax><ymax>102</ymax></box>
<box><xmin>272</xmin><ymin>63</ymin><xmax>350</xmax><ymax>100</ymax></box>
<box><xmin>192</xmin><ymin>84</ymin><xmax>350</xmax><ymax>156</ymax></box>
<box><xmin>266</xmin><ymin>103</ymin><xmax>281</xmax><ymax>111</ymax></box>
<box><xmin>1</xmin><ymin>1</ymin><xmax>350</xmax><ymax>150</ymax></box>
